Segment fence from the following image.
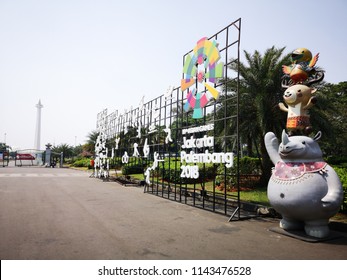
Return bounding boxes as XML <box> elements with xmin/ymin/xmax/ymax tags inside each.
<box><xmin>14</xmin><ymin>149</ymin><xmax>45</xmax><ymax>166</ymax></box>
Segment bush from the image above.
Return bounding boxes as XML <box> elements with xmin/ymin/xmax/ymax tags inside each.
<box><xmin>235</xmin><ymin>156</ymin><xmax>262</xmax><ymax>174</ymax></box>
<box><xmin>159</xmin><ymin>157</ymin><xmax>217</xmax><ymax>184</ymax></box>
<box><xmin>333</xmin><ymin>166</ymin><xmax>347</xmax><ymax>212</ymax></box>
<box><xmin>122</xmin><ymin>164</ymin><xmax>145</xmax><ymax>175</ymax></box>
<box><xmin>326</xmin><ymin>156</ymin><xmax>347</xmax><ymax>166</ymax></box>
<box><xmin>334</xmin><ymin>167</ymin><xmax>347</xmax><ymax>188</ymax></box>
<box><xmin>108</xmin><ymin>157</ymin><xmax>123</xmax><ymax>170</ymax></box>
<box><xmin>71</xmin><ymin>158</ymin><xmax>92</xmax><ymax>168</ymax></box>
<box><xmin>215</xmin><ymin>157</ymin><xmax>262</xmax><ymax>190</ymax></box>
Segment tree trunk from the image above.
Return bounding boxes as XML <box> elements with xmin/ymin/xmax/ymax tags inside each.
<box><xmin>247</xmin><ymin>135</ymin><xmax>253</xmax><ymax>157</ymax></box>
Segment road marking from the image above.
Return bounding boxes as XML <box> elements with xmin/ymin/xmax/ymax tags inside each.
<box><xmin>0</xmin><ymin>173</ymin><xmax>89</xmax><ymax>178</ymax></box>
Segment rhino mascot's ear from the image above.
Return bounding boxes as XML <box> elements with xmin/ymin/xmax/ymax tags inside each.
<box><xmin>313</xmin><ymin>131</ymin><xmax>322</xmax><ymax>141</ymax></box>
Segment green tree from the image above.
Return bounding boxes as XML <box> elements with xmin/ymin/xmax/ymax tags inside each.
<box><xmin>72</xmin><ymin>144</ymin><xmax>83</xmax><ymax>157</ymax></box>
<box><xmin>52</xmin><ymin>143</ymin><xmax>73</xmax><ymax>162</ymax></box>
<box><xmin>222</xmin><ymin>46</ymin><xmax>291</xmax><ymax>185</ymax></box>
<box><xmin>0</xmin><ymin>142</ymin><xmax>11</xmax><ymax>151</ymax></box>
<box><xmin>313</xmin><ymin>81</ymin><xmax>347</xmax><ymax>157</ymax></box>
<box><xmin>83</xmin><ymin>130</ymin><xmax>99</xmax><ymax>156</ymax></box>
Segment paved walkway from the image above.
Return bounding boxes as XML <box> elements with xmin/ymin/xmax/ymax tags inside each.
<box><xmin>0</xmin><ymin>166</ymin><xmax>346</xmax><ymax>260</ymax></box>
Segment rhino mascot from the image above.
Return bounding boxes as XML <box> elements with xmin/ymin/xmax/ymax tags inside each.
<box><xmin>265</xmin><ymin>130</ymin><xmax>343</xmax><ymax>238</ymax></box>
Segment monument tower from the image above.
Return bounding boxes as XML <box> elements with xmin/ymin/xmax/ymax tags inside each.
<box><xmin>34</xmin><ymin>99</ymin><xmax>43</xmax><ymax>150</ymax></box>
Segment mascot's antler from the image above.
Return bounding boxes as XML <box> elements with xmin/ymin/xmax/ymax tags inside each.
<box><xmin>281</xmin><ymin>70</ymin><xmax>324</xmax><ymax>88</ymax></box>
<box><xmin>281</xmin><ymin>76</ymin><xmax>294</xmax><ymax>89</ymax></box>
<box><xmin>305</xmin><ymin>70</ymin><xmax>325</xmax><ymax>87</ymax></box>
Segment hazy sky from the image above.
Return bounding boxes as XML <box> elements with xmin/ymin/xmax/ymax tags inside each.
<box><xmin>1</xmin><ymin>0</ymin><xmax>346</xmax><ymax>150</ymax></box>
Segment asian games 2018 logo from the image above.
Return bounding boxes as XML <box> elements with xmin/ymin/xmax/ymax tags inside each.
<box><xmin>181</xmin><ymin>37</ymin><xmax>224</xmax><ymax>119</ymax></box>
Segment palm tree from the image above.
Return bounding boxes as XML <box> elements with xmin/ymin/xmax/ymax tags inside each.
<box><xmin>86</xmin><ymin>130</ymin><xmax>99</xmax><ymax>146</ymax></box>
<box><xmin>222</xmin><ymin>46</ymin><xmax>291</xmax><ymax>185</ymax></box>
<box><xmin>83</xmin><ymin>130</ymin><xmax>99</xmax><ymax>156</ymax></box>
<box><xmin>52</xmin><ymin>143</ymin><xmax>73</xmax><ymax>162</ymax></box>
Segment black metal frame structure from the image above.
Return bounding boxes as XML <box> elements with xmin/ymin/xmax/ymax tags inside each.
<box><xmin>97</xmin><ymin>19</ymin><xmax>258</xmax><ymax>220</ymax></box>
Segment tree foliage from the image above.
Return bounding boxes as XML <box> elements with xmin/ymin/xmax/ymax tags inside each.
<box><xmin>218</xmin><ymin>46</ymin><xmax>346</xmax><ymax>186</ymax></box>
<box><xmin>220</xmin><ymin>46</ymin><xmax>291</xmax><ymax>185</ymax></box>
<box><xmin>313</xmin><ymin>81</ymin><xmax>347</xmax><ymax>157</ymax></box>
<box><xmin>83</xmin><ymin>130</ymin><xmax>99</xmax><ymax>156</ymax></box>
<box><xmin>52</xmin><ymin>143</ymin><xmax>73</xmax><ymax>161</ymax></box>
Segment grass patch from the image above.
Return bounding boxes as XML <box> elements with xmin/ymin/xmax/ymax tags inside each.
<box><xmin>128</xmin><ymin>173</ymin><xmax>145</xmax><ymax>180</ymax></box>
<box><xmin>235</xmin><ymin>188</ymin><xmax>269</xmax><ymax>206</ymax></box>
<box><xmin>81</xmin><ymin>170</ymin><xmax>346</xmax><ymax>221</ymax></box>
<box><xmin>130</xmin><ymin>173</ymin><xmax>270</xmax><ymax>206</ymax></box>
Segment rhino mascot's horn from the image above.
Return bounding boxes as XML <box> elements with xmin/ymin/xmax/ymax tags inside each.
<box><xmin>281</xmin><ymin>130</ymin><xmax>289</xmax><ymax>144</ymax></box>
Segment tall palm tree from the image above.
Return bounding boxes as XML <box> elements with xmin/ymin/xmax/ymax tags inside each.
<box><xmin>52</xmin><ymin>143</ymin><xmax>73</xmax><ymax>162</ymax></box>
<box><xmin>222</xmin><ymin>46</ymin><xmax>291</xmax><ymax>185</ymax></box>
<box><xmin>86</xmin><ymin>130</ymin><xmax>99</xmax><ymax>146</ymax></box>
<box><xmin>83</xmin><ymin>130</ymin><xmax>99</xmax><ymax>156</ymax></box>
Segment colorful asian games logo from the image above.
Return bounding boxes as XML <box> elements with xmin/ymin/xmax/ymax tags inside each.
<box><xmin>181</xmin><ymin>37</ymin><xmax>224</xmax><ymax>119</ymax></box>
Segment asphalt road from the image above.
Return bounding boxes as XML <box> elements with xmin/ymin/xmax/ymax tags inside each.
<box><xmin>0</xmin><ymin>166</ymin><xmax>346</xmax><ymax>260</ymax></box>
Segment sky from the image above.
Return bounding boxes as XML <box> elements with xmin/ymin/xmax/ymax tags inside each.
<box><xmin>0</xmin><ymin>0</ymin><xmax>346</xmax><ymax>151</ymax></box>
